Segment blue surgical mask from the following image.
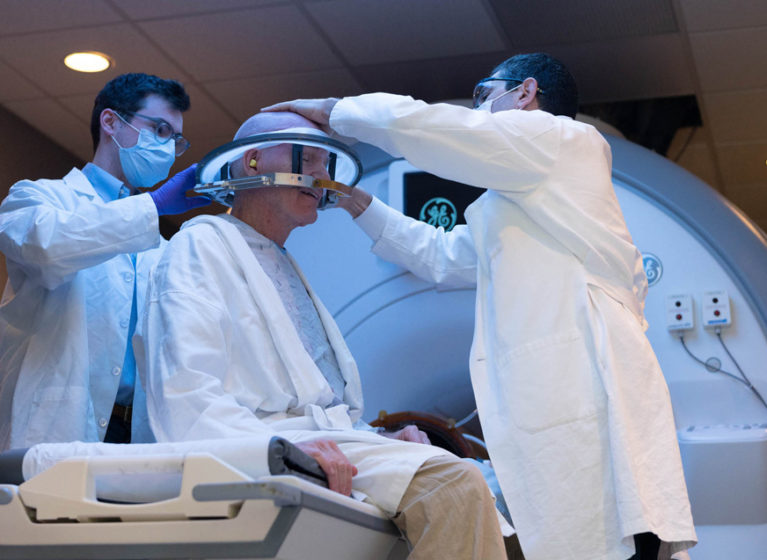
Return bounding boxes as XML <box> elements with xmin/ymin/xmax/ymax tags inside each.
<box><xmin>112</xmin><ymin>125</ymin><xmax>175</xmax><ymax>188</ymax></box>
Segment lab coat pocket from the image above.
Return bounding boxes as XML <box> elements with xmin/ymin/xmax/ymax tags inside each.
<box><xmin>500</xmin><ymin>330</ymin><xmax>602</xmax><ymax>434</ymax></box>
<box><xmin>25</xmin><ymin>385</ymin><xmax>91</xmax><ymax>444</ymax></box>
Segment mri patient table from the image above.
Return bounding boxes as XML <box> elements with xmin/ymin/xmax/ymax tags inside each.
<box><xmin>0</xmin><ymin>437</ymin><xmax>406</xmax><ymax>560</ymax></box>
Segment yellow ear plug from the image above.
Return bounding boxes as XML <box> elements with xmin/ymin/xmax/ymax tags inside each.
<box><xmin>249</xmin><ymin>159</ymin><xmax>258</xmax><ymax>169</ymax></box>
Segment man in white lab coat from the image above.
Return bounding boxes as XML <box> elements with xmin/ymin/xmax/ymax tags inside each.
<box><xmin>135</xmin><ymin>111</ymin><xmax>507</xmax><ymax>559</ymax></box>
<box><xmin>0</xmin><ymin>73</ymin><xmax>208</xmax><ymax>450</ymax></box>
<box><xmin>264</xmin><ymin>53</ymin><xmax>697</xmax><ymax>560</ymax></box>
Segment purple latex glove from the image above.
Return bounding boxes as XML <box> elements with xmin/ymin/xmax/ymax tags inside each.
<box><xmin>149</xmin><ymin>164</ymin><xmax>210</xmax><ymax>216</ymax></box>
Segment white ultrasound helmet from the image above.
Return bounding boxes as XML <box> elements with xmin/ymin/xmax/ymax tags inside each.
<box><xmin>192</xmin><ymin>127</ymin><xmax>362</xmax><ymax>209</ymax></box>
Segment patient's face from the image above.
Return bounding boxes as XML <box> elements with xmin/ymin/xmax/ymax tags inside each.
<box><xmin>251</xmin><ymin>143</ymin><xmax>331</xmax><ymax>229</ymax></box>
<box><xmin>257</xmin><ymin>143</ymin><xmax>330</xmax><ymax>179</ymax></box>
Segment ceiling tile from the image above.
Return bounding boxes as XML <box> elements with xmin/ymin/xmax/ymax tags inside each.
<box><xmin>715</xmin><ymin>142</ymin><xmax>767</xmax><ymax>186</ymax></box>
<box><xmin>689</xmin><ymin>27</ymin><xmax>767</xmax><ymax>92</ymax></box>
<box><xmin>0</xmin><ymin>23</ymin><xmax>188</xmax><ymax>97</ymax></box>
<box><xmin>703</xmin><ymin>90</ymin><xmax>767</xmax><ymax>144</ymax></box>
<box><xmin>720</xmin><ymin>182</ymin><xmax>767</xmax><ymax>228</ymax></box>
<box><xmin>183</xmin><ymin>134</ymin><xmax>235</xmax><ymax>171</ymax></box>
<box><xmin>116</xmin><ymin>0</ymin><xmax>276</xmax><ymax>20</ymax></box>
<box><xmin>3</xmin><ymin>98</ymin><xmax>92</xmax><ymax>161</ymax></box>
<box><xmin>489</xmin><ymin>0</ymin><xmax>677</xmax><ymax>47</ymax></box>
<box><xmin>354</xmin><ymin>52</ymin><xmax>506</xmax><ymax>102</ymax></box>
<box><xmin>0</xmin><ymin>59</ymin><xmax>46</xmax><ymax>102</ymax></box>
<box><xmin>206</xmin><ymin>68</ymin><xmax>364</xmax><ymax>122</ymax></box>
<box><xmin>175</xmin><ymin>85</ymin><xmax>240</xmax><ymax>157</ymax></box>
<box><xmin>667</xmin><ymin>126</ymin><xmax>719</xmax><ymax>187</ymax></box>
<box><xmin>751</xmin><ymin>216</ymin><xmax>767</xmax><ymax>233</ymax></box>
<box><xmin>137</xmin><ymin>5</ymin><xmax>343</xmax><ymax>82</ymax></box>
<box><xmin>57</xmin><ymin>93</ymin><xmax>97</xmax><ymax>123</ymax></box>
<box><xmin>679</xmin><ymin>0</ymin><xmax>767</xmax><ymax>32</ymax></box>
<box><xmin>0</xmin><ymin>0</ymin><xmax>121</xmax><ymax>36</ymax></box>
<box><xmin>542</xmin><ymin>35</ymin><xmax>695</xmax><ymax>103</ymax></box>
<box><xmin>305</xmin><ymin>0</ymin><xmax>504</xmax><ymax>65</ymax></box>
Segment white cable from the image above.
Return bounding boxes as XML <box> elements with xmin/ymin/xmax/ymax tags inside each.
<box><xmin>461</xmin><ymin>433</ymin><xmax>487</xmax><ymax>450</ymax></box>
<box><xmin>454</xmin><ymin>408</ymin><xmax>478</xmax><ymax>428</ymax></box>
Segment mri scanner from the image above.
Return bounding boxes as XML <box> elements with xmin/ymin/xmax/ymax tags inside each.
<box><xmin>286</xmin><ymin>131</ymin><xmax>767</xmax><ymax>559</ymax></box>
<box><xmin>1</xmin><ymin>121</ymin><xmax>766</xmax><ymax>559</ymax></box>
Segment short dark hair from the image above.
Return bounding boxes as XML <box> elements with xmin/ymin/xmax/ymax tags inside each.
<box><xmin>90</xmin><ymin>73</ymin><xmax>190</xmax><ymax>151</ymax></box>
<box><xmin>492</xmin><ymin>53</ymin><xmax>578</xmax><ymax>118</ymax></box>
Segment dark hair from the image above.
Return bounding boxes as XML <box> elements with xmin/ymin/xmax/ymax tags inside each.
<box><xmin>492</xmin><ymin>53</ymin><xmax>578</xmax><ymax>118</ymax></box>
<box><xmin>90</xmin><ymin>73</ymin><xmax>190</xmax><ymax>151</ymax></box>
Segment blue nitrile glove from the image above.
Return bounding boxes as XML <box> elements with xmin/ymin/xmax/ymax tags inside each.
<box><xmin>149</xmin><ymin>164</ymin><xmax>210</xmax><ymax>216</ymax></box>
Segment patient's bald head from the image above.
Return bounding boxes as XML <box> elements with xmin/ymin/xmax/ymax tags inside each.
<box><xmin>234</xmin><ymin>111</ymin><xmax>319</xmax><ymax>140</ymax></box>
<box><xmin>229</xmin><ymin>111</ymin><xmax>325</xmax><ymax>180</ymax></box>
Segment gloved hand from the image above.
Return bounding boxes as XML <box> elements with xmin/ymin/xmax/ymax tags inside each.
<box><xmin>149</xmin><ymin>164</ymin><xmax>210</xmax><ymax>216</ymax></box>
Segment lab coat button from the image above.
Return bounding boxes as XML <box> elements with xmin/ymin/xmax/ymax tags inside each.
<box><xmin>112</xmin><ymin>366</ymin><xmax>121</xmax><ymax>376</ymax></box>
<box><xmin>99</xmin><ymin>418</ymin><xmax>108</xmax><ymax>428</ymax></box>
<box><xmin>120</xmin><ymin>318</ymin><xmax>129</xmax><ymax>328</ymax></box>
<box><xmin>124</xmin><ymin>272</ymin><xmax>134</xmax><ymax>282</ymax></box>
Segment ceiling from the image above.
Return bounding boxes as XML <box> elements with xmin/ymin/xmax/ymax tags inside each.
<box><xmin>0</xmin><ymin>0</ymin><xmax>766</xmax><ymax>230</ymax></box>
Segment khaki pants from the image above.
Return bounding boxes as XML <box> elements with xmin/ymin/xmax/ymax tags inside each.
<box><xmin>392</xmin><ymin>455</ymin><xmax>507</xmax><ymax>559</ymax></box>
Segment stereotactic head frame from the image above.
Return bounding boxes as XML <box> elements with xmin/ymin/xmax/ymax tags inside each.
<box><xmin>192</xmin><ymin>127</ymin><xmax>363</xmax><ymax>209</ymax></box>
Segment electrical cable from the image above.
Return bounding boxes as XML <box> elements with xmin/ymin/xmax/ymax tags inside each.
<box><xmin>679</xmin><ymin>335</ymin><xmax>745</xmax><ymax>383</ymax></box>
<box><xmin>714</xmin><ymin>328</ymin><xmax>767</xmax><ymax>409</ymax></box>
<box><xmin>461</xmin><ymin>433</ymin><xmax>487</xmax><ymax>451</ymax></box>
<box><xmin>454</xmin><ymin>408</ymin><xmax>478</xmax><ymax>428</ymax></box>
<box><xmin>679</xmin><ymin>334</ymin><xmax>767</xmax><ymax>411</ymax></box>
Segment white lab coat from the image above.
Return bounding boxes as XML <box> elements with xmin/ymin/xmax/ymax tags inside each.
<box><xmin>331</xmin><ymin>94</ymin><xmax>697</xmax><ymax>559</ymax></box>
<box><xmin>135</xmin><ymin>214</ymin><xmax>450</xmax><ymax>514</ymax></box>
<box><xmin>0</xmin><ymin>168</ymin><xmax>161</xmax><ymax>450</ymax></box>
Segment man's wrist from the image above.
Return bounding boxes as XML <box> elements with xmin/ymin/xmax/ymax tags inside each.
<box><xmin>344</xmin><ymin>189</ymin><xmax>373</xmax><ymax>218</ymax></box>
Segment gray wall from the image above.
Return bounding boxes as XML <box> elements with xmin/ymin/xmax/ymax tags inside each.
<box><xmin>0</xmin><ymin>105</ymin><xmax>84</xmax><ymax>290</ymax></box>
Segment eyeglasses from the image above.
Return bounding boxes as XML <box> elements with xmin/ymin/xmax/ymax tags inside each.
<box><xmin>472</xmin><ymin>77</ymin><xmax>545</xmax><ymax>109</ymax></box>
<box><xmin>115</xmin><ymin>110</ymin><xmax>191</xmax><ymax>156</ymax></box>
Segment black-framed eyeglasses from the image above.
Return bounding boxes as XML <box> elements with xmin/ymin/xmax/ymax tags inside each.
<box><xmin>116</xmin><ymin>110</ymin><xmax>191</xmax><ymax>156</ymax></box>
<box><xmin>471</xmin><ymin>77</ymin><xmax>545</xmax><ymax>109</ymax></box>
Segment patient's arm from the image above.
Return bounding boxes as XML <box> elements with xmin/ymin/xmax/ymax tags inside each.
<box><xmin>381</xmin><ymin>425</ymin><xmax>431</xmax><ymax>445</ymax></box>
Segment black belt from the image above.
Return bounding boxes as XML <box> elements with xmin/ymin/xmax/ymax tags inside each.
<box><xmin>111</xmin><ymin>403</ymin><xmax>133</xmax><ymax>424</ymax></box>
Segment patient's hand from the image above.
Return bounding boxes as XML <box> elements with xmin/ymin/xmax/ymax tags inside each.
<box><xmin>383</xmin><ymin>425</ymin><xmax>431</xmax><ymax>445</ymax></box>
<box><xmin>296</xmin><ymin>439</ymin><xmax>358</xmax><ymax>496</ymax></box>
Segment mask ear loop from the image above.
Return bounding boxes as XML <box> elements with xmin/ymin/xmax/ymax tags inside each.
<box><xmin>292</xmin><ymin>144</ymin><xmax>303</xmax><ymax>174</ymax></box>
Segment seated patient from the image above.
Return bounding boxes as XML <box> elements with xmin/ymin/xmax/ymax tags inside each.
<box><xmin>135</xmin><ymin>111</ymin><xmax>506</xmax><ymax>559</ymax></box>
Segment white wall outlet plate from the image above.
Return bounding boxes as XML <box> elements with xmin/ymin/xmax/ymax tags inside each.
<box><xmin>702</xmin><ymin>290</ymin><xmax>732</xmax><ymax>328</ymax></box>
<box><xmin>666</xmin><ymin>294</ymin><xmax>694</xmax><ymax>331</ymax></box>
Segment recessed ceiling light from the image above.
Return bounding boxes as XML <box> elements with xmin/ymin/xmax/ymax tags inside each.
<box><xmin>64</xmin><ymin>51</ymin><xmax>111</xmax><ymax>73</ymax></box>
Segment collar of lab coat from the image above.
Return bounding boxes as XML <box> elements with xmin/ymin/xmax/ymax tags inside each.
<box><xmin>186</xmin><ymin>215</ymin><xmax>364</xmax><ymax>417</ymax></box>
<box><xmin>62</xmin><ymin>167</ymin><xmax>100</xmax><ymax>199</ymax></box>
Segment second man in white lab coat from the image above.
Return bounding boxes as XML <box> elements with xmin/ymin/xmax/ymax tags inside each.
<box><xmin>265</xmin><ymin>52</ymin><xmax>697</xmax><ymax>560</ymax></box>
<box><xmin>0</xmin><ymin>73</ymin><xmax>208</xmax><ymax>450</ymax></box>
